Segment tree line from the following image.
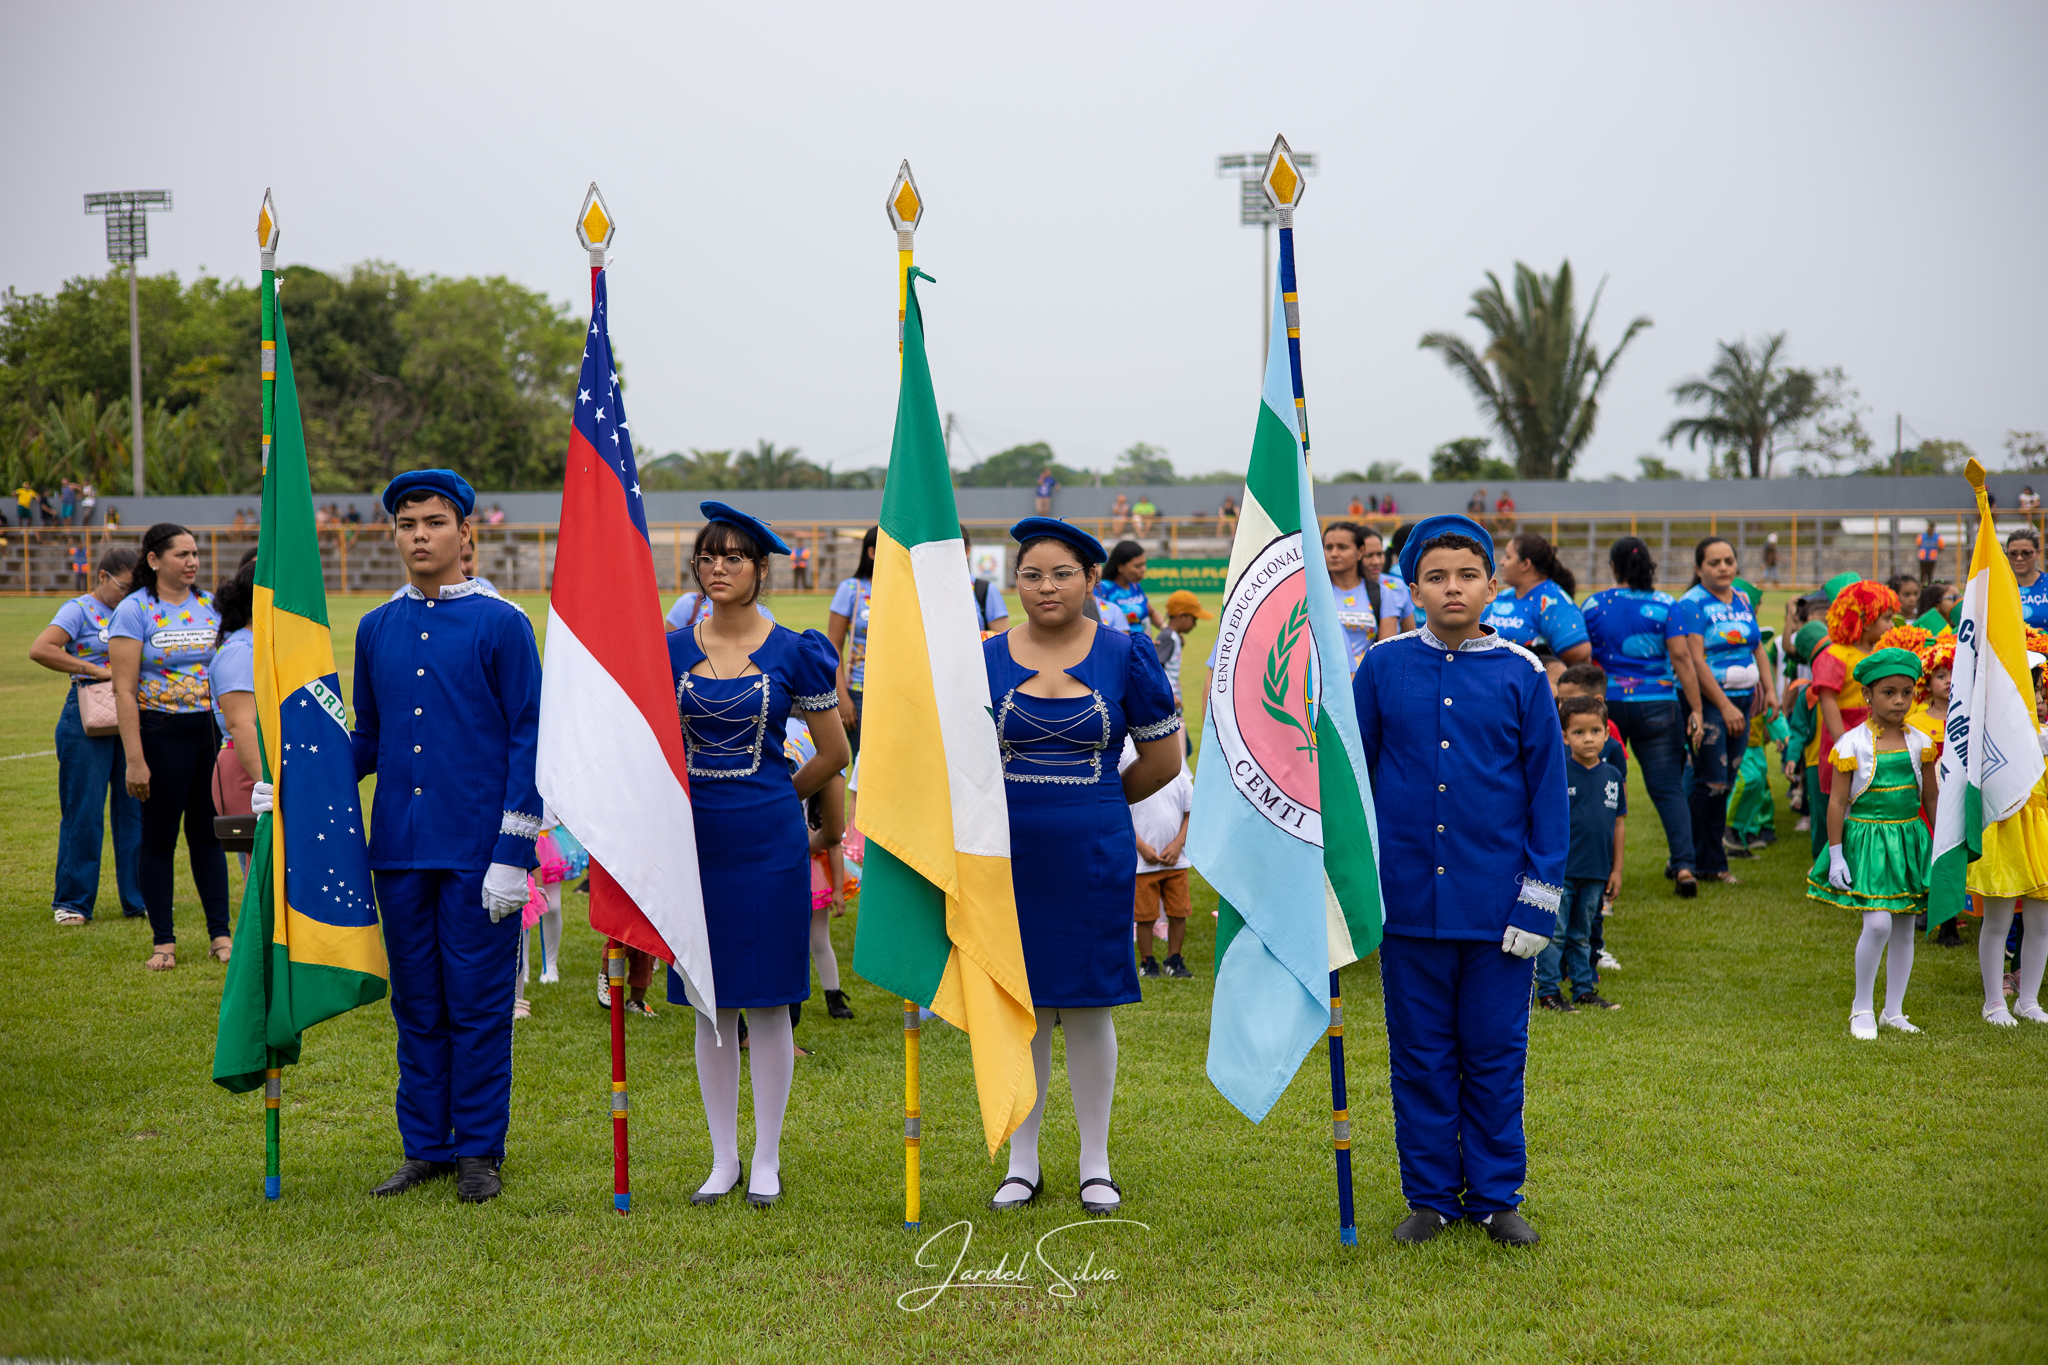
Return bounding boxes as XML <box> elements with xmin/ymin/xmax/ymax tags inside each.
<box><xmin>6</xmin><ymin>261</ymin><xmax>2036</xmax><ymax>496</ymax></box>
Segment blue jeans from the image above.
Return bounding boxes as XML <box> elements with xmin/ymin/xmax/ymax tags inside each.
<box><xmin>1535</xmin><ymin>878</ymin><xmax>1605</xmax><ymax>999</ymax></box>
<box><xmin>1611</xmin><ymin>697</ymin><xmax>1695</xmax><ymax>877</ymax></box>
<box><xmin>1688</xmin><ymin>697</ymin><xmax>1750</xmax><ymax>877</ymax></box>
<box><xmin>53</xmin><ymin>688</ymin><xmax>145</xmax><ymax>920</ymax></box>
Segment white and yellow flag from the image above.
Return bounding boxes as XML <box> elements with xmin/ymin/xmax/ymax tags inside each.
<box><xmin>1931</xmin><ymin>459</ymin><xmax>2045</xmax><ymax>924</ymax></box>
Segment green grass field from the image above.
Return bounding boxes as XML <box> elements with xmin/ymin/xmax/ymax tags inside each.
<box><xmin>2</xmin><ymin>589</ymin><xmax>2045</xmax><ymax>1364</ymax></box>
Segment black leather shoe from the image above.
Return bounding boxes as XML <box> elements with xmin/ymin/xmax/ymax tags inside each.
<box><xmin>370</xmin><ymin>1158</ymin><xmax>454</xmax><ymax>1197</ymax></box>
<box><xmin>1473</xmin><ymin>1209</ymin><xmax>1540</xmax><ymax>1246</ymax></box>
<box><xmin>825</xmin><ymin>989</ymin><xmax>854</xmax><ymax>1019</ymax></box>
<box><xmin>455</xmin><ymin>1157</ymin><xmax>502</xmax><ymax>1203</ymax></box>
<box><xmin>691</xmin><ymin>1168</ymin><xmax>744</xmax><ymax>1206</ymax></box>
<box><xmin>1392</xmin><ymin>1208</ymin><xmax>1448</xmax><ymax>1244</ymax></box>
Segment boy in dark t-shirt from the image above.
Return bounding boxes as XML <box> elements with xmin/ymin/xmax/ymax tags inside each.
<box><xmin>1537</xmin><ymin>696</ymin><xmax>1625</xmax><ymax>1012</ymax></box>
<box><xmin>1555</xmin><ymin>662</ymin><xmax>1628</xmax><ymax>970</ymax></box>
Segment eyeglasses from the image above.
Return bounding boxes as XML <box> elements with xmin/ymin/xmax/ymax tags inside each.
<box><xmin>1015</xmin><ymin>567</ymin><xmax>1085</xmax><ymax>587</ymax></box>
<box><xmin>694</xmin><ymin>554</ymin><xmax>751</xmax><ymax>572</ymax></box>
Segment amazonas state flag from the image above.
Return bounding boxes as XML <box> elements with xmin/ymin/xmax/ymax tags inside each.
<box><xmin>1189</xmin><ymin>249</ymin><xmax>1383</xmax><ymax>1123</ymax></box>
<box><xmin>1931</xmin><ymin>459</ymin><xmax>2045</xmax><ymax>925</ymax></box>
<box><xmin>851</xmin><ymin>268</ymin><xmax>1035</xmax><ymax>1154</ymax></box>
<box><xmin>215</xmin><ymin>296</ymin><xmax>385</xmax><ymax>1095</ymax></box>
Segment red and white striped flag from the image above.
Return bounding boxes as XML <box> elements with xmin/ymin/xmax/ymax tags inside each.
<box><xmin>537</xmin><ymin>245</ymin><xmax>713</xmax><ymax>1014</ymax></box>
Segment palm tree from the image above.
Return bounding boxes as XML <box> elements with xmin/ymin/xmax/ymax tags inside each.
<box><xmin>1419</xmin><ymin>261</ymin><xmax>1650</xmax><ymax>480</ymax></box>
<box><xmin>734</xmin><ymin>439</ymin><xmax>826</xmax><ymax>489</ymax></box>
<box><xmin>1663</xmin><ymin>333</ymin><xmax>1816</xmax><ymax>479</ymax></box>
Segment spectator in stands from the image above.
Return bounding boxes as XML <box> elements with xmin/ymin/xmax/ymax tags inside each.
<box><xmin>1035</xmin><ymin>468</ymin><xmax>1058</xmax><ymax>516</ymax></box>
<box><xmin>1132</xmin><ymin>497</ymin><xmax>1158</xmax><ymax>536</ymax></box>
<box><xmin>1347</xmin><ymin>494</ymin><xmax>1366</xmax><ymax>518</ymax></box>
<box><xmin>79</xmin><ymin>484</ymin><xmax>97</xmax><ymax>525</ymax></box>
<box><xmin>1465</xmin><ymin>488</ymin><xmax>1488</xmax><ymax>521</ymax></box>
<box><xmin>1493</xmin><ymin>489</ymin><xmax>1518</xmax><ymax>533</ymax></box>
<box><xmin>1762</xmin><ymin>532</ymin><xmax>1780</xmax><ymax>584</ymax></box>
<box><xmin>1109</xmin><ymin>493</ymin><xmax>1131</xmax><ymax>538</ymax></box>
<box><xmin>1216</xmin><ymin>496</ymin><xmax>1238</xmax><ymax>537</ymax></box>
<box><xmin>1915</xmin><ymin>524</ymin><xmax>1945</xmax><ymax>586</ymax></box>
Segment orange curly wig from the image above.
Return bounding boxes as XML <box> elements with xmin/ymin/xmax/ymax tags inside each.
<box><xmin>1917</xmin><ymin>632</ymin><xmax>1954</xmax><ymax>704</ymax></box>
<box><xmin>1876</xmin><ymin>624</ymin><xmax>1932</xmax><ymax>656</ymax></box>
<box><xmin>1826</xmin><ymin>580</ymin><xmax>1901</xmax><ymax>646</ymax></box>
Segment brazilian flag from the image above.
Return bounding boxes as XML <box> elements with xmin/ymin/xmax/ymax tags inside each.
<box><xmin>213</xmin><ymin>296</ymin><xmax>386</xmax><ymax>1096</ymax></box>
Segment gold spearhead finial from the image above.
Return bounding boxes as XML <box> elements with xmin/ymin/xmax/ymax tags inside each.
<box><xmin>577</xmin><ymin>183</ymin><xmax>615</xmax><ymax>263</ymax></box>
<box><xmin>1262</xmin><ymin>135</ymin><xmax>1304</xmax><ymax>214</ymax></box>
<box><xmin>886</xmin><ymin>160</ymin><xmax>924</xmax><ymax>235</ymax></box>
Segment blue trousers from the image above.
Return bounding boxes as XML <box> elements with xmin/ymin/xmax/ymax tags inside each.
<box><xmin>375</xmin><ymin>869</ymin><xmax>519</xmax><ymax>1162</ymax></box>
<box><xmin>1688</xmin><ymin>700</ymin><xmax>1750</xmax><ymax>877</ymax></box>
<box><xmin>1379</xmin><ymin>933</ymin><xmax>1533</xmax><ymax>1219</ymax></box>
<box><xmin>1535</xmin><ymin>878</ymin><xmax>1606</xmax><ymax>999</ymax></box>
<box><xmin>53</xmin><ymin>689</ymin><xmax>144</xmax><ymax>919</ymax></box>
<box><xmin>1612</xmin><ymin>698</ymin><xmax>1695</xmax><ymax>877</ymax></box>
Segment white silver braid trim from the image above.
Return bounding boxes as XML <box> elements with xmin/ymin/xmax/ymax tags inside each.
<box><xmin>1418</xmin><ymin>623</ymin><xmax>1513</xmax><ymax>655</ymax></box>
<box><xmin>1517</xmin><ymin>877</ymin><xmax>1563</xmax><ymax>915</ymax></box>
<box><xmin>1129</xmin><ymin>714</ymin><xmax>1184</xmax><ymax>742</ymax></box>
<box><xmin>500</xmin><ymin>810</ymin><xmax>541</xmax><ymax>841</ymax></box>
<box><xmin>792</xmin><ymin>690</ymin><xmax>838</xmax><ymax>712</ymax></box>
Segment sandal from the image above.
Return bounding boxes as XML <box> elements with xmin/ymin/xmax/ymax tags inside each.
<box><xmin>1674</xmin><ymin>871</ymin><xmax>1698</xmax><ymax>899</ymax></box>
<box><xmin>1079</xmin><ymin>1176</ymin><xmax>1123</xmax><ymax>1215</ymax></box>
<box><xmin>147</xmin><ymin>947</ymin><xmax>177</xmax><ymax>972</ymax></box>
<box><xmin>209</xmin><ymin>937</ymin><xmax>233</xmax><ymax>964</ymax></box>
<box><xmin>53</xmin><ymin>908</ymin><xmax>88</xmax><ymax>927</ymax></box>
<box><xmin>988</xmin><ymin>1174</ymin><xmax>1042</xmax><ymax>1211</ymax></box>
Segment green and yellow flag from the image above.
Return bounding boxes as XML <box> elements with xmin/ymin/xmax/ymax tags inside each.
<box><xmin>213</xmin><ymin>277</ymin><xmax>386</xmax><ymax>1100</ymax></box>
<box><xmin>851</xmin><ymin>269</ymin><xmax>1035</xmax><ymax>1154</ymax></box>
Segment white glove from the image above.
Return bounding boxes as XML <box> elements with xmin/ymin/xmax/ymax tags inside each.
<box><xmin>1502</xmin><ymin>926</ymin><xmax>1550</xmax><ymax>959</ymax></box>
<box><xmin>1827</xmin><ymin>844</ymin><xmax>1854</xmax><ymax>892</ymax></box>
<box><xmin>251</xmin><ymin>781</ymin><xmax>273</xmax><ymax>815</ymax></box>
<box><xmin>482</xmin><ymin>862</ymin><xmax>529</xmax><ymax>922</ymax></box>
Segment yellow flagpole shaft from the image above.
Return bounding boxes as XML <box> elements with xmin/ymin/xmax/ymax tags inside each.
<box><xmin>896</xmin><ymin>225</ymin><xmax>922</xmax><ymax>1231</ymax></box>
<box><xmin>904</xmin><ymin>999</ymin><xmax>922</xmax><ymax>1229</ymax></box>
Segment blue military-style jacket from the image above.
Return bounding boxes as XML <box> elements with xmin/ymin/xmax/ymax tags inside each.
<box><xmin>350</xmin><ymin>579</ymin><xmax>543</xmax><ymax>872</ymax></box>
<box><xmin>1351</xmin><ymin>623</ymin><xmax>1568</xmax><ymax>940</ymax></box>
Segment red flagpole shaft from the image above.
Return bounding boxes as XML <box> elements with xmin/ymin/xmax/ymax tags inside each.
<box><xmin>608</xmin><ymin>940</ymin><xmax>629</xmax><ymax>1214</ymax></box>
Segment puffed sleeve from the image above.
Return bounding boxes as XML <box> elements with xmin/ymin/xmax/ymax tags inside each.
<box><xmin>1830</xmin><ymin>734</ymin><xmax>1860</xmax><ymax>773</ymax></box>
<box><xmin>788</xmin><ymin>628</ymin><xmax>841</xmax><ymax>712</ymax></box>
<box><xmin>1122</xmin><ymin>632</ymin><xmax>1182</xmax><ymax>742</ymax></box>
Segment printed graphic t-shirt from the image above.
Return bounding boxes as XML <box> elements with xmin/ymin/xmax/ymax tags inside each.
<box><xmin>1581</xmin><ymin>588</ymin><xmax>1685</xmax><ymax>702</ymax></box>
<box><xmin>48</xmin><ymin>593</ymin><xmax>118</xmax><ymax>672</ymax></box>
<box><xmin>108</xmin><ymin>589</ymin><xmax>220</xmax><ymax>714</ymax></box>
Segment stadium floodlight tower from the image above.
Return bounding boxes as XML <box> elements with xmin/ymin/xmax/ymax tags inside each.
<box><xmin>1215</xmin><ymin>150</ymin><xmax>1315</xmax><ymax>361</ymax></box>
<box><xmin>84</xmin><ymin>189</ymin><xmax>173</xmax><ymax>497</ymax></box>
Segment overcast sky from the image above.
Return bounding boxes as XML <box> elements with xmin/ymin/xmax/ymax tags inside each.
<box><xmin>5</xmin><ymin>0</ymin><xmax>2044</xmax><ymax>482</ymax></box>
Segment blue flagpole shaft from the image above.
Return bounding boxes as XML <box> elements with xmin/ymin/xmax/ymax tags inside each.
<box><xmin>1277</xmin><ymin>224</ymin><xmax>1310</xmax><ymax>464</ymax></box>
<box><xmin>1328</xmin><ymin>970</ymin><xmax>1356</xmax><ymax>1245</ymax></box>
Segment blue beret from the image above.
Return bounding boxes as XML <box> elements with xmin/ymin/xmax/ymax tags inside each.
<box><xmin>381</xmin><ymin>468</ymin><xmax>476</xmax><ymax>518</ymax></box>
<box><xmin>1398</xmin><ymin>513</ymin><xmax>1495</xmax><ymax>585</ymax></box>
<box><xmin>700</xmin><ymin>501</ymin><xmax>791</xmax><ymax>556</ymax></box>
<box><xmin>1010</xmin><ymin>516</ymin><xmax>1106</xmax><ymax>566</ymax></box>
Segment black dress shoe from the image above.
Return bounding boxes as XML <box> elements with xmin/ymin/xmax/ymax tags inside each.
<box><xmin>825</xmin><ymin>989</ymin><xmax>854</xmax><ymax>1020</ymax></box>
<box><xmin>370</xmin><ymin>1158</ymin><xmax>454</xmax><ymax>1197</ymax></box>
<box><xmin>455</xmin><ymin>1157</ymin><xmax>502</xmax><ymax>1203</ymax></box>
<box><xmin>744</xmin><ymin>1176</ymin><xmax>782</xmax><ymax>1209</ymax></box>
<box><xmin>1393</xmin><ymin>1208</ymin><xmax>1448</xmax><ymax>1244</ymax></box>
<box><xmin>691</xmin><ymin>1169</ymin><xmax>745</xmax><ymax>1206</ymax></box>
<box><xmin>1473</xmin><ymin>1209</ymin><xmax>1540</xmax><ymax>1246</ymax></box>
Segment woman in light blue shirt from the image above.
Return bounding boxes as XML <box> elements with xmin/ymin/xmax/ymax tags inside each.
<box><xmin>1676</xmin><ymin>538</ymin><xmax>1775</xmax><ymax>882</ymax></box>
<box><xmin>28</xmin><ymin>545</ymin><xmax>143</xmax><ymax>924</ymax></box>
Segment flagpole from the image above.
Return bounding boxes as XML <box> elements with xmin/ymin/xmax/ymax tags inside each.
<box><xmin>1264</xmin><ymin>134</ymin><xmax>1355</xmax><ymax>1247</ymax></box>
<box><xmin>607</xmin><ymin>940</ymin><xmax>630</xmax><ymax>1214</ymax></box>
<box><xmin>256</xmin><ymin>190</ymin><xmax>282</xmax><ymax>1203</ymax></box>
<box><xmin>886</xmin><ymin>159</ymin><xmax>925</xmax><ymax>1232</ymax></box>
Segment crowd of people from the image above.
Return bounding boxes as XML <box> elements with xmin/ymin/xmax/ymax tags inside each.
<box><xmin>27</xmin><ymin>476</ymin><xmax>2028</xmax><ymax>1239</ymax></box>
<box><xmin>12</xmin><ymin>479</ymin><xmax>98</xmax><ymax>527</ymax></box>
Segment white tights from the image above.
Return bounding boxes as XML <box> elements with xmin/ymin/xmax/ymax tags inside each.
<box><xmin>810</xmin><ymin>904</ymin><xmax>839</xmax><ymax>992</ymax></box>
<box><xmin>518</xmin><ymin>885</ymin><xmax>563</xmax><ymax>987</ymax></box>
<box><xmin>997</xmin><ymin>1007</ymin><xmax>1118</xmax><ymax>1205</ymax></box>
<box><xmin>1980</xmin><ymin>898</ymin><xmax>2048</xmax><ymax>1018</ymax></box>
<box><xmin>1852</xmin><ymin>911</ymin><xmax>1916</xmax><ymax>1020</ymax></box>
<box><xmin>693</xmin><ymin>1007</ymin><xmax>795</xmax><ymax>1199</ymax></box>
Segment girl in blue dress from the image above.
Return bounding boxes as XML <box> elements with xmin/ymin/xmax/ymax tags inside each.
<box><xmin>984</xmin><ymin>518</ymin><xmax>1183</xmax><ymax>1216</ymax></box>
<box><xmin>665</xmin><ymin>503</ymin><xmax>848</xmax><ymax>1208</ymax></box>
<box><xmin>1100</xmin><ymin>540</ymin><xmax>1164</xmax><ymax>633</ymax></box>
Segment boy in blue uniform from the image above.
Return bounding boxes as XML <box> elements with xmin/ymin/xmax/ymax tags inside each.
<box><xmin>1352</xmin><ymin>514</ymin><xmax>1568</xmax><ymax>1247</ymax></box>
<box><xmin>1537</xmin><ymin>696</ymin><xmax>1625</xmax><ymax>1012</ymax></box>
<box><xmin>347</xmin><ymin>469</ymin><xmax>541</xmax><ymax>1203</ymax></box>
